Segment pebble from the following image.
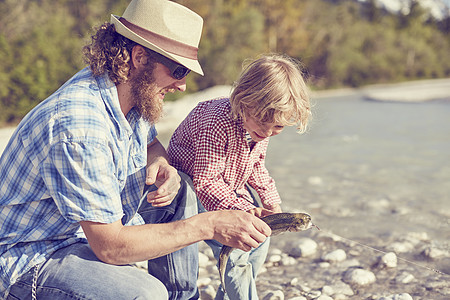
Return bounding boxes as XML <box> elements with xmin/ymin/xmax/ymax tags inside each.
<box><xmin>316</xmin><ymin>295</ymin><xmax>333</xmax><ymax>300</ymax></box>
<box><xmin>262</xmin><ymin>290</ymin><xmax>284</xmax><ymax>300</ymax></box>
<box><xmin>343</xmin><ymin>268</ymin><xmax>376</xmax><ymax>285</ymax></box>
<box><xmin>198</xmin><ymin>252</ymin><xmax>210</xmax><ymax>268</ymax></box>
<box><xmin>307</xmin><ymin>176</ymin><xmax>323</xmax><ymax>186</ymax></box>
<box><xmin>199</xmin><ymin>285</ymin><xmax>215</xmax><ymax>300</ymax></box>
<box><xmin>377</xmin><ymin>293</ymin><xmax>413</xmax><ymax>300</ymax></box>
<box><xmin>326</xmin><ymin>281</ymin><xmax>354</xmax><ymax>296</ymax></box>
<box><xmin>386</xmin><ymin>241</ymin><xmax>414</xmax><ymax>253</ymax></box>
<box><xmin>378</xmin><ymin>252</ymin><xmax>397</xmax><ymax>268</ymax></box>
<box><xmin>395</xmin><ymin>272</ymin><xmax>415</xmax><ymax>284</ymax></box>
<box><xmin>133</xmin><ymin>232</ymin><xmax>448</xmax><ymax>299</ymax></box>
<box><xmin>422</xmin><ymin>246</ymin><xmax>447</xmax><ymax>259</ymax></box>
<box><xmin>286</xmin><ymin>238</ymin><xmax>317</xmax><ymax>257</ymax></box>
<box><xmin>321</xmin><ymin>249</ymin><xmax>347</xmax><ymax>263</ymax></box>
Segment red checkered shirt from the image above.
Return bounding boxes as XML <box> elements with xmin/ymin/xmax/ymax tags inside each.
<box><xmin>168</xmin><ymin>97</ymin><xmax>281</xmax><ymax>211</ymax></box>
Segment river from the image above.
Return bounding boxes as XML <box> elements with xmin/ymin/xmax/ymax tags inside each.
<box><xmin>266</xmin><ymin>90</ymin><xmax>450</xmax><ymax>258</ymax></box>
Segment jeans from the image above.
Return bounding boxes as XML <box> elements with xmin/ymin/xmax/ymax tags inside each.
<box><xmin>139</xmin><ymin>172</ymin><xmax>200</xmax><ymax>299</ymax></box>
<box><xmin>206</xmin><ymin>238</ymin><xmax>270</xmax><ymax>300</ymax></box>
<box><xmin>198</xmin><ymin>200</ymin><xmax>269</xmax><ymax>300</ymax></box>
<box><xmin>7</xmin><ymin>172</ymin><xmax>199</xmax><ymax>300</ymax></box>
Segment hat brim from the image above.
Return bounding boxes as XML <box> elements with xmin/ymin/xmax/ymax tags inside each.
<box><xmin>111</xmin><ymin>14</ymin><xmax>204</xmax><ymax>76</ymax></box>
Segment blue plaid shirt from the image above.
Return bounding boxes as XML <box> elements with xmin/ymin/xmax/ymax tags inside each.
<box><xmin>0</xmin><ymin>67</ymin><xmax>156</xmax><ymax>296</ymax></box>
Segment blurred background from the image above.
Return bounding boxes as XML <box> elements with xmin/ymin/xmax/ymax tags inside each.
<box><xmin>0</xmin><ymin>0</ymin><xmax>449</xmax><ymax>125</ymax></box>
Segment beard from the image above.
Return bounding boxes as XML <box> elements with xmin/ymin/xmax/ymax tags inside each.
<box><xmin>130</xmin><ymin>63</ymin><xmax>164</xmax><ymax>124</ymax></box>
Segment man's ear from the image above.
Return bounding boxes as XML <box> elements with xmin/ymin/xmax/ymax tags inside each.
<box><xmin>131</xmin><ymin>45</ymin><xmax>148</xmax><ymax>68</ymax></box>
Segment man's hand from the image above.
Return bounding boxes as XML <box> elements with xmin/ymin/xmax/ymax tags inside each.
<box><xmin>208</xmin><ymin>210</ymin><xmax>272</xmax><ymax>252</ymax></box>
<box><xmin>145</xmin><ymin>139</ymin><xmax>181</xmax><ymax>207</ymax></box>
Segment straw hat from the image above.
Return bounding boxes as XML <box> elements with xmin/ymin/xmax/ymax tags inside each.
<box><xmin>111</xmin><ymin>0</ymin><xmax>204</xmax><ymax>75</ymax></box>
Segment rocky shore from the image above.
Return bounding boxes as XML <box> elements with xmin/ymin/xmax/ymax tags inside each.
<box><xmin>194</xmin><ymin>228</ymin><xmax>449</xmax><ymax>300</ymax></box>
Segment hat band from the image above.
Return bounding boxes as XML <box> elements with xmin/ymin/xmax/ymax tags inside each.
<box><xmin>119</xmin><ymin>17</ymin><xmax>198</xmax><ymax>60</ymax></box>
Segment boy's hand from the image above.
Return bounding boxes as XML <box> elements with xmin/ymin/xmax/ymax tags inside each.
<box><xmin>264</xmin><ymin>203</ymin><xmax>282</xmax><ymax>214</ymax></box>
<box><xmin>247</xmin><ymin>207</ymin><xmax>278</xmax><ymax>218</ymax></box>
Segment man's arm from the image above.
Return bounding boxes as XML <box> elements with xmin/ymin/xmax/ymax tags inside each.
<box><xmin>80</xmin><ymin>210</ymin><xmax>271</xmax><ymax>265</ymax></box>
<box><xmin>144</xmin><ymin>138</ymin><xmax>181</xmax><ymax>207</ymax></box>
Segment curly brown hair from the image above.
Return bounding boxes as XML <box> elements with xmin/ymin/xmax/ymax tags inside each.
<box><xmin>83</xmin><ymin>22</ymin><xmax>138</xmax><ymax>84</ymax></box>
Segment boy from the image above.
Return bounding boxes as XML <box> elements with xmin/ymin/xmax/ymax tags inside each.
<box><xmin>168</xmin><ymin>54</ymin><xmax>311</xmax><ymax>299</ymax></box>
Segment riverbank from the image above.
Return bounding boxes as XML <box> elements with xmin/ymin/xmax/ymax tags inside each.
<box><xmin>194</xmin><ymin>228</ymin><xmax>449</xmax><ymax>299</ymax></box>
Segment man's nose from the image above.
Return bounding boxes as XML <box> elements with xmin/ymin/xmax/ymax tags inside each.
<box><xmin>175</xmin><ymin>77</ymin><xmax>187</xmax><ymax>92</ymax></box>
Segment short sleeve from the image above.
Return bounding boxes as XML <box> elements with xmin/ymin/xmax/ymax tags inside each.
<box><xmin>40</xmin><ymin>139</ymin><xmax>124</xmax><ymax>224</ymax></box>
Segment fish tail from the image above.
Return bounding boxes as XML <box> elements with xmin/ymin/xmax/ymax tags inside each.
<box><xmin>218</xmin><ymin>246</ymin><xmax>233</xmax><ymax>293</ymax></box>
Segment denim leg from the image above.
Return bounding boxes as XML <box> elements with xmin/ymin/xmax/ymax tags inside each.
<box><xmin>206</xmin><ymin>237</ymin><xmax>270</xmax><ymax>300</ymax></box>
<box><xmin>198</xmin><ymin>189</ymin><xmax>269</xmax><ymax>300</ymax></box>
<box><xmin>7</xmin><ymin>243</ymin><xmax>168</xmax><ymax>300</ymax></box>
<box><xmin>138</xmin><ymin>172</ymin><xmax>199</xmax><ymax>300</ymax></box>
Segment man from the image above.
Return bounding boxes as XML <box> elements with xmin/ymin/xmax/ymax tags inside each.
<box><xmin>0</xmin><ymin>0</ymin><xmax>271</xmax><ymax>299</ymax></box>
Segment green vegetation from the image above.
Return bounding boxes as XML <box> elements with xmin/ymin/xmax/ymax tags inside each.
<box><xmin>1</xmin><ymin>0</ymin><xmax>449</xmax><ymax>124</ymax></box>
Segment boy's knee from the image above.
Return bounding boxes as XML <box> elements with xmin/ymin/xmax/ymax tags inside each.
<box><xmin>176</xmin><ymin>171</ymin><xmax>198</xmax><ymax>213</ymax></box>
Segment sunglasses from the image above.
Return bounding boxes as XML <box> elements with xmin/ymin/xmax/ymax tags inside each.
<box><xmin>148</xmin><ymin>49</ymin><xmax>191</xmax><ymax>80</ymax></box>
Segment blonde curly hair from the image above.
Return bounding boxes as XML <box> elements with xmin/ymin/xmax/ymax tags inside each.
<box><xmin>230</xmin><ymin>54</ymin><xmax>311</xmax><ymax>133</ymax></box>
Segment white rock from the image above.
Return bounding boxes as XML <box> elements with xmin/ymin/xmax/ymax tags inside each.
<box><xmin>387</xmin><ymin>241</ymin><xmax>414</xmax><ymax>253</ymax></box>
<box><xmin>286</xmin><ymin>238</ymin><xmax>318</xmax><ymax>258</ymax></box>
<box><xmin>321</xmin><ymin>285</ymin><xmax>334</xmax><ymax>295</ymax></box>
<box><xmin>316</xmin><ymin>296</ymin><xmax>333</xmax><ymax>300</ymax></box>
<box><xmin>377</xmin><ymin>293</ymin><xmax>413</xmax><ymax>300</ymax></box>
<box><xmin>422</xmin><ymin>246</ymin><xmax>447</xmax><ymax>259</ymax></box>
<box><xmin>268</xmin><ymin>254</ymin><xmax>283</xmax><ymax>264</ymax></box>
<box><xmin>201</xmin><ymin>246</ymin><xmax>215</xmax><ymax>260</ymax></box>
<box><xmin>319</xmin><ymin>262</ymin><xmax>331</xmax><ymax>268</ymax></box>
<box><xmin>289</xmin><ymin>297</ymin><xmax>307</xmax><ymax>300</ymax></box>
<box><xmin>297</xmin><ymin>284</ymin><xmax>311</xmax><ymax>292</ymax></box>
<box><xmin>281</xmin><ymin>255</ymin><xmax>297</xmax><ymax>266</ymax></box>
<box><xmin>322</xmin><ymin>249</ymin><xmax>347</xmax><ymax>263</ymax></box>
<box><xmin>395</xmin><ymin>272</ymin><xmax>415</xmax><ymax>284</ymax></box>
<box><xmin>329</xmin><ymin>281</ymin><xmax>354</xmax><ymax>296</ymax></box>
<box><xmin>197</xmin><ymin>277</ymin><xmax>212</xmax><ymax>287</ymax></box>
<box><xmin>305</xmin><ymin>290</ymin><xmax>321</xmax><ymax>298</ymax></box>
<box><xmin>199</xmin><ymin>285</ymin><xmax>216</xmax><ymax>300</ymax></box>
<box><xmin>339</xmin><ymin>258</ymin><xmax>361</xmax><ymax>269</ymax></box>
<box><xmin>379</xmin><ymin>252</ymin><xmax>397</xmax><ymax>268</ymax></box>
<box><xmin>405</xmin><ymin>231</ymin><xmax>429</xmax><ymax>242</ymax></box>
<box><xmin>269</xmin><ymin>248</ymin><xmax>283</xmax><ymax>255</ymax></box>
<box><xmin>308</xmin><ymin>176</ymin><xmax>323</xmax><ymax>185</ymax></box>
<box><xmin>343</xmin><ymin>268</ymin><xmax>376</xmax><ymax>286</ymax></box>
<box><xmin>262</xmin><ymin>290</ymin><xmax>284</xmax><ymax>300</ymax></box>
<box><xmin>198</xmin><ymin>252</ymin><xmax>210</xmax><ymax>268</ymax></box>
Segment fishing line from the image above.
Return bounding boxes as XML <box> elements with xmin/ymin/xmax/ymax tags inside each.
<box><xmin>318</xmin><ymin>229</ymin><xmax>449</xmax><ymax>277</ymax></box>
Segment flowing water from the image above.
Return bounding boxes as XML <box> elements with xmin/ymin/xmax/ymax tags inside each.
<box><xmin>266</xmin><ymin>91</ymin><xmax>450</xmax><ymax>251</ymax></box>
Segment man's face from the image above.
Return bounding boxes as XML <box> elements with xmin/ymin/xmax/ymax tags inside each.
<box><xmin>130</xmin><ymin>61</ymin><xmax>187</xmax><ymax>123</ymax></box>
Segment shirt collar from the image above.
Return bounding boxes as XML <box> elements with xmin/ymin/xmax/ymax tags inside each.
<box><xmin>95</xmin><ymin>70</ymin><xmax>133</xmax><ymax>140</ymax></box>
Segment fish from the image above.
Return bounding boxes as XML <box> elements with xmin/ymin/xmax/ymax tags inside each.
<box><xmin>218</xmin><ymin>212</ymin><xmax>316</xmax><ymax>292</ymax></box>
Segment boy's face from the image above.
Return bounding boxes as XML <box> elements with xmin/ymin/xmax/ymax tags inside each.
<box><xmin>243</xmin><ymin>114</ymin><xmax>285</xmax><ymax>142</ymax></box>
